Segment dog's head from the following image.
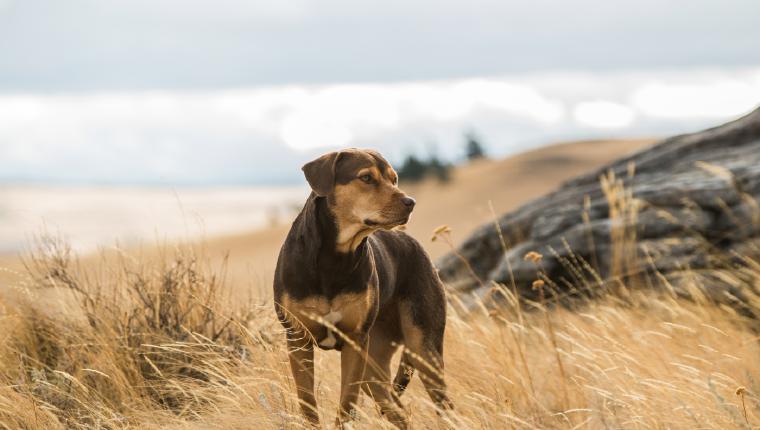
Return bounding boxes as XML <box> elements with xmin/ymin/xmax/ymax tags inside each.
<box><xmin>302</xmin><ymin>148</ymin><xmax>415</xmax><ymax>232</ymax></box>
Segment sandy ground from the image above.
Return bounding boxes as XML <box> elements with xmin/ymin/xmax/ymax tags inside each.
<box><xmin>0</xmin><ymin>138</ymin><xmax>655</xmax><ymax>297</ymax></box>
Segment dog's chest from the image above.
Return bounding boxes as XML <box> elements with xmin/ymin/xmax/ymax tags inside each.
<box><xmin>280</xmin><ymin>288</ymin><xmax>376</xmax><ymax>344</ymax></box>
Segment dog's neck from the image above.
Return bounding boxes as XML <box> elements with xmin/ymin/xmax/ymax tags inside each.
<box><xmin>300</xmin><ymin>193</ymin><xmax>372</xmax><ymax>263</ymax></box>
<box><xmin>334</xmin><ymin>221</ymin><xmax>377</xmax><ymax>254</ymax></box>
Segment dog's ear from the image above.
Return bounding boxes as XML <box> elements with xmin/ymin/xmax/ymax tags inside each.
<box><xmin>302</xmin><ymin>151</ymin><xmax>342</xmax><ymax>196</ymax></box>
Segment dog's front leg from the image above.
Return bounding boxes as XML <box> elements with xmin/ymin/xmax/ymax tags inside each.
<box><xmin>287</xmin><ymin>330</ymin><xmax>319</xmax><ymax>426</ymax></box>
<box><xmin>336</xmin><ymin>334</ymin><xmax>368</xmax><ymax>427</ymax></box>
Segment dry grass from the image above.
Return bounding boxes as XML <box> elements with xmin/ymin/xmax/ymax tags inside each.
<box><xmin>2</xmin><ymin>171</ymin><xmax>760</xmax><ymax>429</ymax></box>
<box><xmin>2</xmin><ymin>244</ymin><xmax>759</xmax><ymax>430</ymax></box>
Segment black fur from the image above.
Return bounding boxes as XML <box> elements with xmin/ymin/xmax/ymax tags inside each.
<box><xmin>273</xmin><ymin>192</ymin><xmax>447</xmax><ymax>386</ymax></box>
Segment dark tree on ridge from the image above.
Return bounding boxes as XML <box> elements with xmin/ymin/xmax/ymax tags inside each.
<box><xmin>465</xmin><ymin>131</ymin><xmax>487</xmax><ymax>161</ymax></box>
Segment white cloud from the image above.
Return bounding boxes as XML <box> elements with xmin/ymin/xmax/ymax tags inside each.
<box><xmin>573</xmin><ymin>100</ymin><xmax>636</xmax><ymax>128</ymax></box>
<box><xmin>270</xmin><ymin>79</ymin><xmax>564</xmax><ymax>151</ymax></box>
<box><xmin>280</xmin><ymin>113</ymin><xmax>354</xmax><ymax>151</ymax></box>
<box><xmin>2</xmin><ymin>67</ymin><xmax>760</xmax><ymax>183</ymax></box>
<box><xmin>632</xmin><ymin>74</ymin><xmax>760</xmax><ymax>119</ymax></box>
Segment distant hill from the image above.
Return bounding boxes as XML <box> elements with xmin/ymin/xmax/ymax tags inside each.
<box><xmin>176</xmin><ymin>137</ymin><xmax>655</xmax><ymax>294</ymax></box>
<box><xmin>0</xmin><ymin>138</ymin><xmax>655</xmax><ymax>295</ymax></box>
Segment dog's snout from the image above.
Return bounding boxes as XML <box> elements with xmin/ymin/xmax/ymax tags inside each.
<box><xmin>401</xmin><ymin>196</ymin><xmax>416</xmax><ymax>209</ymax></box>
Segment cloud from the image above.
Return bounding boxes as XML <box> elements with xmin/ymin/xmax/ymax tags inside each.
<box><xmin>1</xmin><ymin>67</ymin><xmax>759</xmax><ymax>184</ymax></box>
<box><xmin>573</xmin><ymin>101</ymin><xmax>636</xmax><ymax>129</ymax></box>
<box><xmin>632</xmin><ymin>74</ymin><xmax>760</xmax><ymax>118</ymax></box>
<box><xmin>272</xmin><ymin>79</ymin><xmax>565</xmax><ymax>151</ymax></box>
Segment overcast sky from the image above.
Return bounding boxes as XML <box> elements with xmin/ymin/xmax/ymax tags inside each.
<box><xmin>2</xmin><ymin>0</ymin><xmax>760</xmax><ymax>184</ymax></box>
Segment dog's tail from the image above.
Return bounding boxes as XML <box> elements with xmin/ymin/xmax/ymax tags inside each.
<box><xmin>392</xmin><ymin>352</ymin><xmax>415</xmax><ymax>396</ymax></box>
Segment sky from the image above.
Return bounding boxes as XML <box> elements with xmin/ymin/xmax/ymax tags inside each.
<box><xmin>2</xmin><ymin>0</ymin><xmax>760</xmax><ymax>185</ymax></box>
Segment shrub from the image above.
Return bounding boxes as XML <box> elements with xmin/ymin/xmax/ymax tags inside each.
<box><xmin>397</xmin><ymin>154</ymin><xmax>452</xmax><ymax>184</ymax></box>
<box><xmin>0</xmin><ymin>238</ymin><xmax>274</xmax><ymax>428</ymax></box>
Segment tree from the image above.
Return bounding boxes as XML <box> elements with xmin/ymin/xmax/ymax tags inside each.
<box><xmin>465</xmin><ymin>131</ymin><xmax>486</xmax><ymax>161</ymax></box>
<box><xmin>397</xmin><ymin>154</ymin><xmax>427</xmax><ymax>182</ymax></box>
<box><xmin>397</xmin><ymin>152</ymin><xmax>452</xmax><ymax>184</ymax></box>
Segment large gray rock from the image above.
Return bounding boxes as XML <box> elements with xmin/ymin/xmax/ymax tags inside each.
<box><xmin>437</xmin><ymin>108</ymin><xmax>760</xmax><ymax>310</ymax></box>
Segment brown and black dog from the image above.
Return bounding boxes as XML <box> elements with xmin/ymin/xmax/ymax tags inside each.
<box><xmin>274</xmin><ymin>148</ymin><xmax>452</xmax><ymax>428</ymax></box>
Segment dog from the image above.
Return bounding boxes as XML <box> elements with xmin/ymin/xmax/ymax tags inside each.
<box><xmin>273</xmin><ymin>148</ymin><xmax>452</xmax><ymax>428</ymax></box>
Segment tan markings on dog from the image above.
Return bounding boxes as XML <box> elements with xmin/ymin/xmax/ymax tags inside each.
<box><xmin>318</xmin><ymin>310</ymin><xmax>343</xmax><ymax>348</ymax></box>
<box><xmin>331</xmin><ymin>165</ymin><xmax>408</xmax><ymax>253</ymax></box>
<box><xmin>386</xmin><ymin>167</ymin><xmax>398</xmax><ymax>184</ymax></box>
<box><xmin>279</xmin><ymin>293</ymin><xmax>330</xmax><ymax>339</ymax></box>
<box><xmin>398</xmin><ymin>301</ymin><xmax>425</xmax><ymax>351</ymax></box>
<box><xmin>280</xmin><ymin>289</ymin><xmax>375</xmax><ymax>342</ymax></box>
<box><xmin>332</xmin><ymin>179</ymin><xmax>378</xmax><ymax>253</ymax></box>
<box><xmin>358</xmin><ymin>166</ymin><xmax>381</xmax><ymax>180</ymax></box>
<box><xmin>329</xmin><ymin>289</ymin><xmax>375</xmax><ymax>333</ymax></box>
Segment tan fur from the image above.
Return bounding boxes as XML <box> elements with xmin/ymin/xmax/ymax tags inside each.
<box><xmin>362</xmin><ymin>326</ymin><xmax>408</xmax><ymax>427</ymax></box>
<box><xmin>331</xmin><ymin>164</ymin><xmax>408</xmax><ymax>253</ymax></box>
<box><xmin>398</xmin><ymin>301</ymin><xmax>425</xmax><ymax>354</ymax></box>
<box><xmin>280</xmin><ymin>288</ymin><xmax>376</xmax><ymax>341</ymax></box>
<box><xmin>398</xmin><ymin>301</ymin><xmax>452</xmax><ymax>409</ymax></box>
<box><xmin>385</xmin><ymin>167</ymin><xmax>398</xmax><ymax>184</ymax></box>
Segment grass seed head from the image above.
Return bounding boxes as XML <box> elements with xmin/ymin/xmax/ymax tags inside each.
<box><xmin>431</xmin><ymin>224</ymin><xmax>452</xmax><ymax>241</ymax></box>
<box><xmin>524</xmin><ymin>251</ymin><xmax>543</xmax><ymax>263</ymax></box>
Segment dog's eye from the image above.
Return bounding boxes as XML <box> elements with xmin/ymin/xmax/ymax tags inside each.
<box><xmin>359</xmin><ymin>174</ymin><xmax>373</xmax><ymax>183</ymax></box>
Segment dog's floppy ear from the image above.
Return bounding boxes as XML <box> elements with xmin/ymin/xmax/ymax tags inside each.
<box><xmin>302</xmin><ymin>151</ymin><xmax>342</xmax><ymax>196</ymax></box>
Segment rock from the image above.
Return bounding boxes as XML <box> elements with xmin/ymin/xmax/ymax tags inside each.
<box><xmin>438</xmin><ymin>108</ymin><xmax>760</xmax><ymax>310</ymax></box>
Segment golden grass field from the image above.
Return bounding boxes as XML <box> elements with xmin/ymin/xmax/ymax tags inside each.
<box><xmin>3</xmin><ymin>138</ymin><xmax>760</xmax><ymax>429</ymax></box>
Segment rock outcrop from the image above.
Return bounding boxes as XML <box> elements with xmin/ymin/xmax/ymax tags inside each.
<box><xmin>437</xmin><ymin>108</ymin><xmax>760</xmax><ymax>309</ymax></box>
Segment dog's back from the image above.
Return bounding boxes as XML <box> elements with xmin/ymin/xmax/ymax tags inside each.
<box><xmin>369</xmin><ymin>229</ymin><xmax>446</xmax><ymax>326</ymax></box>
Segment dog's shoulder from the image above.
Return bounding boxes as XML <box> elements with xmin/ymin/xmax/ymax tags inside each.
<box><xmin>369</xmin><ymin>229</ymin><xmax>436</xmax><ymax>274</ymax></box>
<box><xmin>274</xmin><ymin>196</ymin><xmax>322</xmax><ymax>292</ymax></box>
<box><xmin>371</xmin><ymin>229</ymin><xmax>422</xmax><ymax>253</ymax></box>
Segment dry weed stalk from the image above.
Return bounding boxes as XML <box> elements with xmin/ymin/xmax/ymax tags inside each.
<box><xmin>488</xmin><ymin>201</ymin><xmax>523</xmax><ymax>324</ymax></box>
<box><xmin>600</xmin><ymin>167</ymin><xmax>643</xmax><ymax>291</ymax></box>
<box><xmin>432</xmin><ymin>225</ymin><xmax>485</xmax><ymax>289</ymax></box>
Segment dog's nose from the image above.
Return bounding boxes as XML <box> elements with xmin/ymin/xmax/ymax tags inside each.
<box><xmin>401</xmin><ymin>196</ymin><xmax>416</xmax><ymax>209</ymax></box>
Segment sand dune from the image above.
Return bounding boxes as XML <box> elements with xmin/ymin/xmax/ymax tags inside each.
<box><xmin>0</xmin><ymin>138</ymin><xmax>655</xmax><ymax>294</ymax></box>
